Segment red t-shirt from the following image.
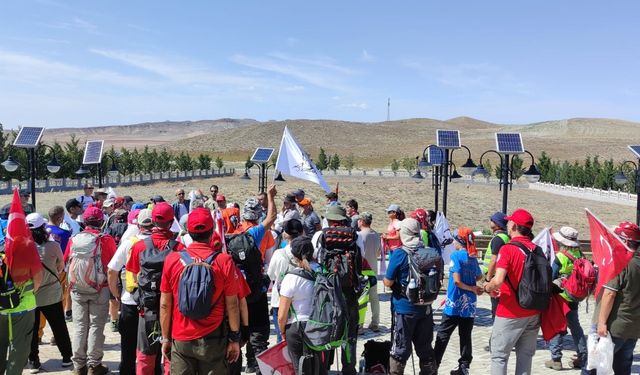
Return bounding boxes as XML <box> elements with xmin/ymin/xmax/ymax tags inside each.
<box><xmin>6</xmin><ymin>238</ymin><xmax>43</xmax><ymax>284</ymax></box>
<box><xmin>64</xmin><ymin>228</ymin><xmax>117</xmax><ymax>272</ymax></box>
<box><xmin>235</xmin><ymin>267</ymin><xmax>251</xmax><ymax>299</ymax></box>
<box><xmin>126</xmin><ymin>229</ymin><xmax>185</xmax><ymax>274</ymax></box>
<box><xmin>495</xmin><ymin>235</ymin><xmax>540</xmax><ymax>319</ymax></box>
<box><xmin>160</xmin><ymin>242</ymin><xmax>239</xmax><ymax>340</ymax></box>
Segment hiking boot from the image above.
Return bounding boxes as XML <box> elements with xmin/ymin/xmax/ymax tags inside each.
<box><xmin>570</xmin><ymin>356</ymin><xmax>584</xmax><ymax>369</ymax></box>
<box><xmin>451</xmin><ymin>364</ymin><xmax>470</xmax><ymax>375</ymax></box>
<box><xmin>110</xmin><ymin>320</ymin><xmax>118</xmax><ymax>332</ymax></box>
<box><xmin>544</xmin><ymin>359</ymin><xmax>563</xmax><ymax>370</ymax></box>
<box><xmin>367</xmin><ymin>324</ymin><xmax>380</xmax><ymax>332</ymax></box>
<box><xmin>73</xmin><ymin>366</ymin><xmax>88</xmax><ymax>375</ymax></box>
<box><xmin>88</xmin><ymin>363</ymin><xmax>110</xmax><ymax>375</ymax></box>
<box><xmin>419</xmin><ymin>360</ymin><xmax>438</xmax><ymax>375</ymax></box>
<box><xmin>389</xmin><ymin>357</ymin><xmax>406</xmax><ymax>375</ymax></box>
<box><xmin>62</xmin><ymin>357</ymin><xmax>73</xmax><ymax>367</ymax></box>
<box><xmin>28</xmin><ymin>360</ymin><xmax>41</xmax><ymax>374</ymax></box>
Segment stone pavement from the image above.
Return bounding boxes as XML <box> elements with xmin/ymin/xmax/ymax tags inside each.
<box><xmin>32</xmin><ymin>283</ymin><xmax>639</xmax><ymax>374</ymax></box>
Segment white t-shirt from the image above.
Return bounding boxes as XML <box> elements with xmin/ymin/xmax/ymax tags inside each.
<box><xmin>279</xmin><ymin>270</ymin><xmax>315</xmax><ymax>324</ymax></box>
<box><xmin>77</xmin><ymin>195</ymin><xmax>95</xmax><ymax>210</ymax></box>
<box><xmin>107</xmin><ymin>232</ymin><xmax>150</xmax><ymax>306</ymax></box>
<box><xmin>267</xmin><ymin>245</ymin><xmax>296</xmax><ymax>308</ymax></box>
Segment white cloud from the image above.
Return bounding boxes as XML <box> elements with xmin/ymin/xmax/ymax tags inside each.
<box><xmin>46</xmin><ymin>17</ymin><xmax>100</xmax><ymax>34</ymax></box>
<box><xmin>230</xmin><ymin>53</ymin><xmax>355</xmax><ymax>92</ymax></box>
<box><xmin>338</xmin><ymin>102</ymin><xmax>368</xmax><ymax>110</ymax></box>
<box><xmin>361</xmin><ymin>49</ymin><xmax>374</xmax><ymax>62</ymax></box>
<box><xmin>284</xmin><ymin>85</ymin><xmax>305</xmax><ymax>91</ymax></box>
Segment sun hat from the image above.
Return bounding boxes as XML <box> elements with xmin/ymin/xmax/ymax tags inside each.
<box><xmin>243</xmin><ymin>198</ymin><xmax>263</xmax><ymax>221</ymax></box>
<box><xmin>325</xmin><ymin>205</ymin><xmax>348</xmax><ymax>221</ymax></box>
<box><xmin>187</xmin><ymin>208</ymin><xmax>214</xmax><ymax>234</ymax></box>
<box><xmin>137</xmin><ymin>209</ymin><xmax>153</xmax><ymax>227</ymax></box>
<box><xmin>490</xmin><ymin>211</ymin><xmax>508</xmax><ymax>231</ymax></box>
<box><xmin>102</xmin><ymin>198</ymin><xmax>115</xmax><ymax>208</ymax></box>
<box><xmin>284</xmin><ymin>194</ymin><xmax>297</xmax><ymax>204</ymax></box>
<box><xmin>505</xmin><ymin>208</ymin><xmax>534</xmax><ymax>229</ymax></box>
<box><xmin>385</xmin><ymin>204</ymin><xmax>401</xmax><ymax>213</ymax></box>
<box><xmin>293</xmin><ymin>189</ymin><xmax>305</xmax><ymax>198</ymax></box>
<box><xmin>359</xmin><ymin>212</ymin><xmax>373</xmax><ymax>225</ymax></box>
<box><xmin>399</xmin><ymin>218</ymin><xmax>421</xmax><ymax>249</ymax></box>
<box><xmin>151</xmin><ymin>202</ymin><xmax>174</xmax><ymax>223</ymax></box>
<box><xmin>552</xmin><ymin>226</ymin><xmax>580</xmax><ymax>247</ymax></box>
<box><xmin>26</xmin><ymin>213</ymin><xmax>47</xmax><ymax>229</ymax></box>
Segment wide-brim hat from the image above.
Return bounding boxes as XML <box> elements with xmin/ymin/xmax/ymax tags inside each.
<box><xmin>552</xmin><ymin>226</ymin><xmax>580</xmax><ymax>247</ymax></box>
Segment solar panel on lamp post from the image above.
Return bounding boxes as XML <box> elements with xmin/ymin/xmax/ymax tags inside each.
<box><xmin>413</xmin><ymin>145</ymin><xmax>444</xmax><ymax>213</ymax></box>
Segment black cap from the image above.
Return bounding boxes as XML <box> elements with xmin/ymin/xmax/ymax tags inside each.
<box><xmin>284</xmin><ymin>218</ymin><xmax>303</xmax><ymax>237</ymax></box>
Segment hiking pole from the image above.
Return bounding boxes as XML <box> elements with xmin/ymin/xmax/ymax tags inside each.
<box><xmin>411</xmin><ymin>352</ymin><xmax>416</xmax><ymax>375</ymax></box>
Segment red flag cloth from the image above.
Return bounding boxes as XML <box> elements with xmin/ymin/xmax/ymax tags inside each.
<box><xmin>214</xmin><ymin>210</ymin><xmax>226</xmax><ymax>253</ymax></box>
<box><xmin>586</xmin><ymin>209</ymin><xmax>635</xmax><ymax>297</ymax></box>
<box><xmin>541</xmin><ymin>294</ymin><xmax>570</xmax><ymax>341</ymax></box>
<box><xmin>4</xmin><ymin>188</ymin><xmax>42</xmax><ymax>283</ymax></box>
<box><xmin>256</xmin><ymin>341</ymin><xmax>295</xmax><ymax>375</ymax></box>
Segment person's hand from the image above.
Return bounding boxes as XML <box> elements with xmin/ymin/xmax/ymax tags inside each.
<box><xmin>597</xmin><ymin>322</ymin><xmax>608</xmax><ymax>337</ymax></box>
<box><xmin>490</xmin><ymin>288</ymin><xmax>500</xmax><ymax>298</ymax></box>
<box><xmin>226</xmin><ymin>342</ymin><xmax>240</xmax><ymax>363</ymax></box>
<box><xmin>267</xmin><ymin>184</ymin><xmax>277</xmax><ymax>198</ymax></box>
<box><xmin>474</xmin><ymin>286</ymin><xmax>484</xmax><ymax>295</ymax></box>
<box><xmin>161</xmin><ymin>341</ymin><xmax>171</xmax><ymax>361</ymax></box>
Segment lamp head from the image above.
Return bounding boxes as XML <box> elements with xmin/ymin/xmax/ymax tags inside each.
<box><xmin>523</xmin><ymin>164</ymin><xmax>542</xmax><ymax>183</ymax></box>
<box><xmin>614</xmin><ymin>171</ymin><xmax>628</xmax><ymax>186</ymax></box>
<box><xmin>472</xmin><ymin>164</ymin><xmax>489</xmax><ymax>178</ymax></box>
<box><xmin>46</xmin><ymin>157</ymin><xmax>61</xmax><ymax>174</ymax></box>
<box><xmin>1</xmin><ymin>156</ymin><xmax>19</xmax><ymax>173</ymax></box>
<box><xmin>411</xmin><ymin>170</ymin><xmax>425</xmax><ymax>184</ymax></box>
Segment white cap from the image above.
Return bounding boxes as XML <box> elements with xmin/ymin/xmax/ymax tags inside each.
<box><xmin>26</xmin><ymin>213</ymin><xmax>47</xmax><ymax>229</ymax></box>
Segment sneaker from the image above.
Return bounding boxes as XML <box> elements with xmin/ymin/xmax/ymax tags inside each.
<box><xmin>570</xmin><ymin>357</ymin><xmax>583</xmax><ymax>369</ymax></box>
<box><xmin>245</xmin><ymin>365</ymin><xmax>257</xmax><ymax>373</ymax></box>
<box><xmin>28</xmin><ymin>360</ymin><xmax>41</xmax><ymax>374</ymax></box>
<box><xmin>367</xmin><ymin>324</ymin><xmax>380</xmax><ymax>332</ymax></box>
<box><xmin>88</xmin><ymin>363</ymin><xmax>110</xmax><ymax>375</ymax></box>
<box><xmin>451</xmin><ymin>365</ymin><xmax>470</xmax><ymax>375</ymax></box>
<box><xmin>110</xmin><ymin>320</ymin><xmax>118</xmax><ymax>332</ymax></box>
<box><xmin>544</xmin><ymin>359</ymin><xmax>563</xmax><ymax>370</ymax></box>
<box><xmin>73</xmin><ymin>366</ymin><xmax>88</xmax><ymax>375</ymax></box>
<box><xmin>62</xmin><ymin>358</ymin><xmax>73</xmax><ymax>367</ymax></box>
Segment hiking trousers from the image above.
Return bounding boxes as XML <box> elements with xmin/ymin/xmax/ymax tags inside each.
<box><xmin>136</xmin><ymin>307</ymin><xmax>170</xmax><ymax>375</ymax></box>
<box><xmin>434</xmin><ymin>314</ymin><xmax>474</xmax><ymax>367</ymax></box>
<box><xmin>171</xmin><ymin>322</ymin><xmax>228</xmax><ymax>375</ymax></box>
<box><xmin>490</xmin><ymin>314</ymin><xmax>540</xmax><ymax>375</ymax></box>
<box><xmin>390</xmin><ymin>309</ymin><xmax>435</xmax><ymax>364</ymax></box>
<box><xmin>285</xmin><ymin>321</ymin><xmax>327</xmax><ymax>375</ymax></box>
<box><xmin>548</xmin><ymin>303</ymin><xmax>586</xmax><ymax>364</ymax></box>
<box><xmin>70</xmin><ymin>288</ymin><xmax>110</xmax><ymax>369</ymax></box>
<box><xmin>0</xmin><ymin>310</ymin><xmax>35</xmax><ymax>375</ymax></box>
<box><xmin>29</xmin><ymin>301</ymin><xmax>73</xmax><ymax>363</ymax></box>
<box><xmin>118</xmin><ymin>303</ymin><xmax>138</xmax><ymax>375</ymax></box>
<box><xmin>326</xmin><ymin>294</ymin><xmax>359</xmax><ymax>375</ymax></box>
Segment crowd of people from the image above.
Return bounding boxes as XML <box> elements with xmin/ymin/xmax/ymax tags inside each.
<box><xmin>0</xmin><ymin>181</ymin><xmax>638</xmax><ymax>375</ymax></box>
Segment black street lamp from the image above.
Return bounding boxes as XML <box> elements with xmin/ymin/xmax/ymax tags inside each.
<box><xmin>473</xmin><ymin>149</ymin><xmax>540</xmax><ymax>214</ymax></box>
<box><xmin>1</xmin><ymin>144</ymin><xmax>61</xmax><ymax>210</ymax></box>
<box><xmin>414</xmin><ymin>145</ymin><xmax>444</xmax><ymax>212</ymax></box>
<box><xmin>75</xmin><ymin>154</ymin><xmax>119</xmax><ymax>188</ymax></box>
<box><xmin>613</xmin><ymin>159</ymin><xmax>640</xmax><ymax>225</ymax></box>
<box><xmin>240</xmin><ymin>163</ymin><xmax>285</xmax><ymax>193</ymax></box>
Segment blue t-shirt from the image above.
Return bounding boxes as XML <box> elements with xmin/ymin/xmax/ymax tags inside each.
<box><xmin>47</xmin><ymin>225</ymin><xmax>72</xmax><ymax>254</ymax></box>
<box><xmin>385</xmin><ymin>248</ymin><xmax>428</xmax><ymax>314</ymax></box>
<box><xmin>247</xmin><ymin>224</ymin><xmax>266</xmax><ymax>247</ymax></box>
<box><xmin>443</xmin><ymin>249</ymin><xmax>482</xmax><ymax>318</ymax></box>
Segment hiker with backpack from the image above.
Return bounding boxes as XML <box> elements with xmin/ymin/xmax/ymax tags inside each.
<box><xmin>226</xmin><ymin>185</ymin><xmax>277</xmax><ymax>374</ymax></box>
<box><xmin>544</xmin><ymin>226</ymin><xmax>591</xmax><ymax>371</ymax></box>
<box><xmin>383</xmin><ymin>218</ymin><xmax>443</xmax><ymax>375</ymax></box>
<box><xmin>277</xmin><ymin>235</ymin><xmax>326</xmax><ymax>375</ymax></box>
<box><xmin>267</xmin><ymin>218</ymin><xmax>305</xmax><ymax>343</ymax></box>
<box><xmin>584</xmin><ymin>221</ymin><xmax>640</xmax><ymax>375</ymax></box>
<box><xmin>64</xmin><ymin>206</ymin><xmax>117</xmax><ymax>375</ymax></box>
<box><xmin>125</xmin><ymin>202</ymin><xmax>185</xmax><ymax>374</ymax></box>
<box><xmin>315</xmin><ymin>204</ymin><xmax>363</xmax><ymax>375</ymax></box>
<box><xmin>433</xmin><ymin>227</ymin><xmax>483</xmax><ymax>375</ymax></box>
<box><xmin>26</xmin><ymin>213</ymin><xmax>73</xmax><ymax>373</ymax></box>
<box><xmin>482</xmin><ymin>208</ymin><xmax>552</xmax><ymax>375</ymax></box>
<box><xmin>107</xmin><ymin>208</ymin><xmax>153</xmax><ymax>375</ymax></box>
<box><xmin>159</xmin><ymin>207</ymin><xmax>241</xmax><ymax>374</ymax></box>
<box><xmin>356</xmin><ymin>212</ymin><xmax>381</xmax><ymax>332</ymax></box>
<box><xmin>481</xmin><ymin>212</ymin><xmax>510</xmax><ymax>318</ymax></box>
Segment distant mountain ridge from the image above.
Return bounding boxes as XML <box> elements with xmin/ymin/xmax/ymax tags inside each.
<box><xmin>37</xmin><ymin>117</ymin><xmax>640</xmax><ymax>165</ymax></box>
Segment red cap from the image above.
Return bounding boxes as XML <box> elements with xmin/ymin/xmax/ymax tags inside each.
<box><xmin>187</xmin><ymin>208</ymin><xmax>214</xmax><ymax>234</ymax></box>
<box><xmin>83</xmin><ymin>206</ymin><xmax>104</xmax><ymax>222</ymax></box>
<box><xmin>215</xmin><ymin>194</ymin><xmax>226</xmax><ymax>202</ymax></box>
<box><xmin>505</xmin><ymin>208</ymin><xmax>534</xmax><ymax>229</ymax></box>
<box><xmin>411</xmin><ymin>208</ymin><xmax>428</xmax><ymax>229</ymax></box>
<box><xmin>114</xmin><ymin>197</ymin><xmax>125</xmax><ymax>209</ymax></box>
<box><xmin>615</xmin><ymin>221</ymin><xmax>640</xmax><ymax>242</ymax></box>
<box><xmin>152</xmin><ymin>202</ymin><xmax>174</xmax><ymax>223</ymax></box>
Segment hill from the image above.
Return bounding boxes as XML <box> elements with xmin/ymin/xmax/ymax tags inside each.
<box><xmin>38</xmin><ymin>117</ymin><xmax>640</xmax><ymax>166</ymax></box>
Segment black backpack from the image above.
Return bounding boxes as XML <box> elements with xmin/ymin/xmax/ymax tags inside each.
<box><xmin>225</xmin><ymin>231</ymin><xmax>268</xmax><ymax>304</ymax></box>
<box><xmin>361</xmin><ymin>340</ymin><xmax>392</xmax><ymax>374</ymax></box>
<box><xmin>177</xmin><ymin>251</ymin><xmax>220</xmax><ymax>320</ymax></box>
<box><xmin>304</xmin><ymin>272</ymin><xmax>349</xmax><ymax>352</ymax></box>
<box><xmin>401</xmin><ymin>246</ymin><xmax>443</xmax><ymax>306</ymax></box>
<box><xmin>317</xmin><ymin>226</ymin><xmax>362</xmax><ymax>296</ymax></box>
<box><xmin>136</xmin><ymin>238</ymin><xmax>179</xmax><ymax>310</ymax></box>
<box><xmin>0</xmin><ymin>252</ymin><xmax>20</xmax><ymax>310</ymax></box>
<box><xmin>506</xmin><ymin>241</ymin><xmax>552</xmax><ymax>311</ymax></box>
<box><xmin>106</xmin><ymin>222</ymin><xmax>128</xmax><ymax>246</ymax></box>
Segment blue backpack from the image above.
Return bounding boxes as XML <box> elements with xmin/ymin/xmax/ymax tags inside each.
<box><xmin>177</xmin><ymin>251</ymin><xmax>220</xmax><ymax>320</ymax></box>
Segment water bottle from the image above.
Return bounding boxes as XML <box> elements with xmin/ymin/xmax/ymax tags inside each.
<box><xmin>407</xmin><ymin>277</ymin><xmax>418</xmax><ymax>303</ymax></box>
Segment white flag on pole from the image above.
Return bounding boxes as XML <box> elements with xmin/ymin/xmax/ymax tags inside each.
<box><xmin>533</xmin><ymin>227</ymin><xmax>557</xmax><ymax>264</ymax></box>
<box><xmin>275</xmin><ymin>126</ymin><xmax>331</xmax><ymax>192</ymax></box>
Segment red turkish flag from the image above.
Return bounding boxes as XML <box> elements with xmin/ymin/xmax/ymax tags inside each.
<box><xmin>214</xmin><ymin>210</ymin><xmax>226</xmax><ymax>253</ymax></box>
<box><xmin>586</xmin><ymin>209</ymin><xmax>635</xmax><ymax>297</ymax></box>
<box><xmin>4</xmin><ymin>188</ymin><xmax>39</xmax><ymax>282</ymax></box>
<box><xmin>256</xmin><ymin>341</ymin><xmax>295</xmax><ymax>375</ymax></box>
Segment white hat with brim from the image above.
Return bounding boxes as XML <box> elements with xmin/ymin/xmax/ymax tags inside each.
<box><xmin>552</xmin><ymin>226</ymin><xmax>580</xmax><ymax>248</ymax></box>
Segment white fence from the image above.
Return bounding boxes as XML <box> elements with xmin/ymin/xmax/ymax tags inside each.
<box><xmin>530</xmin><ymin>182</ymin><xmax>637</xmax><ymax>206</ymax></box>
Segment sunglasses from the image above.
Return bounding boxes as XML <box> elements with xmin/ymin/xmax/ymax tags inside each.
<box><xmin>177</xmin><ymin>193</ymin><xmax>185</xmax><ymax>196</ymax></box>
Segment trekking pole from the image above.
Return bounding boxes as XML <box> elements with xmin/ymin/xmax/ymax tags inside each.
<box><xmin>411</xmin><ymin>352</ymin><xmax>416</xmax><ymax>375</ymax></box>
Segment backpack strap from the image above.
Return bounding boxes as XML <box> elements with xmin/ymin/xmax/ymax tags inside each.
<box><xmin>179</xmin><ymin>251</ymin><xmax>193</xmax><ymax>266</ymax></box>
<box><xmin>289</xmin><ymin>268</ymin><xmax>315</xmax><ymax>282</ymax></box>
<box><xmin>560</xmin><ymin>249</ymin><xmax>581</xmax><ymax>263</ymax></box>
<box><xmin>503</xmin><ymin>241</ymin><xmax>533</xmax><ymax>294</ymax></box>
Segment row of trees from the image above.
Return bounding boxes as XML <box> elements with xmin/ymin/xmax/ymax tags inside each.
<box><xmin>0</xmin><ymin>125</ymin><xmax>224</xmax><ymax>181</ymax></box>
<box><xmin>315</xmin><ymin>148</ymin><xmax>355</xmax><ymax>172</ymax></box>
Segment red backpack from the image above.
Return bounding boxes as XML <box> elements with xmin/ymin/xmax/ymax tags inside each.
<box><xmin>560</xmin><ymin>250</ymin><xmax>596</xmax><ymax>302</ymax></box>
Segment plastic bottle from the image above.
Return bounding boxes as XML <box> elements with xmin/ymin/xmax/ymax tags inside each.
<box><xmin>408</xmin><ymin>277</ymin><xmax>418</xmax><ymax>302</ymax></box>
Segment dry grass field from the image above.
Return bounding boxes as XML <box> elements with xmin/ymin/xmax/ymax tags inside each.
<box><xmin>28</xmin><ymin>174</ymin><xmax>635</xmax><ymax>239</ymax></box>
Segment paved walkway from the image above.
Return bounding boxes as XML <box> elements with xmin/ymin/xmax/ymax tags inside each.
<box><xmin>32</xmin><ymin>283</ymin><xmax>639</xmax><ymax>374</ymax></box>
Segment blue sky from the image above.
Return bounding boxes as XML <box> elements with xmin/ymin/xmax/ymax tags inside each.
<box><xmin>1</xmin><ymin>1</ymin><xmax>639</xmax><ymax>128</ymax></box>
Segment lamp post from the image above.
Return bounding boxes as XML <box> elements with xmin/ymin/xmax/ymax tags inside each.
<box><xmin>1</xmin><ymin>144</ymin><xmax>61</xmax><ymax>210</ymax></box>
<box><xmin>414</xmin><ymin>145</ymin><xmax>444</xmax><ymax>212</ymax></box>
<box><xmin>473</xmin><ymin>149</ymin><xmax>540</xmax><ymax>214</ymax></box>
<box><xmin>613</xmin><ymin>160</ymin><xmax>640</xmax><ymax>225</ymax></box>
<box><xmin>240</xmin><ymin>163</ymin><xmax>285</xmax><ymax>193</ymax></box>
<box><xmin>75</xmin><ymin>154</ymin><xmax>119</xmax><ymax>188</ymax></box>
